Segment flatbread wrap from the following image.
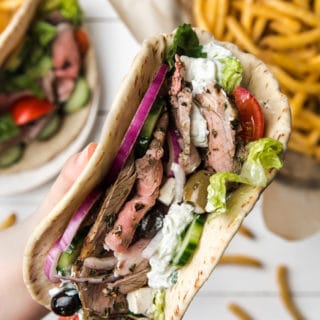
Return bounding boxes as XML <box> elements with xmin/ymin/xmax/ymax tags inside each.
<box><xmin>23</xmin><ymin>25</ymin><xmax>291</xmax><ymax>320</ymax></box>
<box><xmin>0</xmin><ymin>0</ymin><xmax>98</xmax><ymax>173</ymax></box>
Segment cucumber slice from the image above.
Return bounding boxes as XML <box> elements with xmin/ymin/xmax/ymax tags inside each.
<box><xmin>135</xmin><ymin>98</ymin><xmax>165</xmax><ymax>157</ymax></box>
<box><xmin>57</xmin><ymin>236</ymin><xmax>83</xmax><ymax>276</ymax></box>
<box><xmin>37</xmin><ymin>113</ymin><xmax>62</xmax><ymax>141</ymax></box>
<box><xmin>0</xmin><ymin>144</ymin><xmax>24</xmax><ymax>168</ymax></box>
<box><xmin>56</xmin><ymin>227</ymin><xmax>89</xmax><ymax>275</ymax></box>
<box><xmin>172</xmin><ymin>214</ymin><xmax>206</xmax><ymax>267</ymax></box>
<box><xmin>63</xmin><ymin>77</ymin><xmax>90</xmax><ymax>114</ymax></box>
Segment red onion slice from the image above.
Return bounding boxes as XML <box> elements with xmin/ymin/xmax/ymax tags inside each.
<box><xmin>59</xmin><ymin>190</ymin><xmax>101</xmax><ymax>250</ymax></box>
<box><xmin>107</xmin><ymin>64</ymin><xmax>168</xmax><ymax>183</ymax></box>
<box><xmin>44</xmin><ymin>240</ymin><xmax>62</xmax><ymax>283</ymax></box>
<box><xmin>44</xmin><ymin>189</ymin><xmax>101</xmax><ymax>282</ymax></box>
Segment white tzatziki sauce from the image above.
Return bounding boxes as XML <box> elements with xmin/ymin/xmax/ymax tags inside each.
<box><xmin>180</xmin><ymin>40</ymin><xmax>234</xmax><ymax>95</ymax></box>
<box><xmin>143</xmin><ymin>203</ymin><xmax>194</xmax><ymax>289</ymax></box>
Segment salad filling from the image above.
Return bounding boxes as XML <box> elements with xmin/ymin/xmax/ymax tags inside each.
<box><xmin>0</xmin><ymin>0</ymin><xmax>91</xmax><ymax>168</ymax></box>
<box><xmin>45</xmin><ymin>24</ymin><xmax>283</xmax><ymax>319</ymax></box>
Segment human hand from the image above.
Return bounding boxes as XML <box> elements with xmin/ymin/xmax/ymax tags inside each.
<box><xmin>0</xmin><ymin>142</ymin><xmax>97</xmax><ymax>320</ymax></box>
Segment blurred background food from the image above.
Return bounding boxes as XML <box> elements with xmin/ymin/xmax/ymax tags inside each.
<box><xmin>0</xmin><ymin>0</ymin><xmax>22</xmax><ymax>33</ymax></box>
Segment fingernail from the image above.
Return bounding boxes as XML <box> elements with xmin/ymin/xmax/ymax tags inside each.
<box><xmin>77</xmin><ymin>142</ymin><xmax>97</xmax><ymax>164</ymax></box>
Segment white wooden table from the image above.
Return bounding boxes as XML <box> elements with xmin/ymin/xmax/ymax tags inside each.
<box><xmin>1</xmin><ymin>1</ymin><xmax>320</xmax><ymax>319</ymax></box>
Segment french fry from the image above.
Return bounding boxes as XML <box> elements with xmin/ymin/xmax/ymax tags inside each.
<box><xmin>226</xmin><ymin>16</ymin><xmax>260</xmax><ymax>55</ymax></box>
<box><xmin>315</xmin><ymin>0</ymin><xmax>320</xmax><ymax>14</ymax></box>
<box><xmin>193</xmin><ymin>0</ymin><xmax>212</xmax><ymax>33</ymax></box>
<box><xmin>277</xmin><ymin>265</ymin><xmax>305</xmax><ymax>320</ymax></box>
<box><xmin>220</xmin><ymin>254</ymin><xmax>263</xmax><ymax>268</ymax></box>
<box><xmin>240</xmin><ymin>0</ymin><xmax>254</xmax><ymax>32</ymax></box>
<box><xmin>238</xmin><ymin>225</ymin><xmax>255</xmax><ymax>239</ymax></box>
<box><xmin>261</xmin><ymin>27</ymin><xmax>320</xmax><ymax>50</ymax></box>
<box><xmin>252</xmin><ymin>17</ymin><xmax>267</xmax><ymax>42</ymax></box>
<box><xmin>228</xmin><ymin>303</ymin><xmax>253</xmax><ymax>320</ymax></box>
<box><xmin>233</xmin><ymin>1</ymin><xmax>302</xmax><ymax>32</ymax></box>
<box><xmin>270</xmin><ymin>66</ymin><xmax>320</xmax><ymax>95</ymax></box>
<box><xmin>214</xmin><ymin>0</ymin><xmax>229</xmax><ymax>39</ymax></box>
<box><xmin>263</xmin><ymin>0</ymin><xmax>320</xmax><ymax>27</ymax></box>
<box><xmin>0</xmin><ymin>213</ymin><xmax>16</xmax><ymax>230</ymax></box>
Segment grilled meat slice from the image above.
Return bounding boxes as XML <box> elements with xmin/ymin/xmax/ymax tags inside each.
<box><xmin>53</xmin><ymin>23</ymin><xmax>80</xmax><ymax>79</ymax></box>
<box><xmin>106</xmin><ymin>260</ymin><xmax>150</xmax><ymax>294</ymax></box>
<box><xmin>78</xmin><ymin>158</ymin><xmax>136</xmax><ymax>260</ymax></box>
<box><xmin>170</xmin><ymin>56</ymin><xmax>201</xmax><ymax>174</ymax></box>
<box><xmin>196</xmin><ymin>83</ymin><xmax>238</xmax><ymax>172</ymax></box>
<box><xmin>105</xmin><ymin>113</ymin><xmax>168</xmax><ymax>253</ymax></box>
<box><xmin>78</xmin><ymin>282</ymin><xmax>129</xmax><ymax>318</ymax></box>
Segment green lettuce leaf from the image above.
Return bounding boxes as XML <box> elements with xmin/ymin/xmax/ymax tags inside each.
<box><xmin>206</xmin><ymin>138</ymin><xmax>283</xmax><ymax>214</ymax></box>
<box><xmin>32</xmin><ymin>21</ymin><xmax>57</xmax><ymax>47</ymax></box>
<box><xmin>0</xmin><ymin>113</ymin><xmax>20</xmax><ymax>143</ymax></box>
<box><xmin>153</xmin><ymin>289</ymin><xmax>165</xmax><ymax>320</ymax></box>
<box><xmin>241</xmin><ymin>137</ymin><xmax>283</xmax><ymax>187</ymax></box>
<box><xmin>167</xmin><ymin>24</ymin><xmax>207</xmax><ymax>69</ymax></box>
<box><xmin>40</xmin><ymin>0</ymin><xmax>83</xmax><ymax>25</ymax></box>
<box><xmin>218</xmin><ymin>57</ymin><xmax>243</xmax><ymax>93</ymax></box>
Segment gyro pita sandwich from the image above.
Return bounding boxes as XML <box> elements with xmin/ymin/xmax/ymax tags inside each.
<box><xmin>0</xmin><ymin>0</ymin><xmax>98</xmax><ymax>174</ymax></box>
<box><xmin>24</xmin><ymin>25</ymin><xmax>290</xmax><ymax>320</ymax></box>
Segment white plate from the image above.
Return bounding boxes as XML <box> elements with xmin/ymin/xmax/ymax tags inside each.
<box><xmin>0</xmin><ymin>85</ymin><xmax>100</xmax><ymax>196</ymax></box>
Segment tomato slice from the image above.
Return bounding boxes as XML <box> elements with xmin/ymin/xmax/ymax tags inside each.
<box><xmin>11</xmin><ymin>97</ymin><xmax>54</xmax><ymax>125</ymax></box>
<box><xmin>74</xmin><ymin>28</ymin><xmax>90</xmax><ymax>56</ymax></box>
<box><xmin>232</xmin><ymin>86</ymin><xmax>264</xmax><ymax>143</ymax></box>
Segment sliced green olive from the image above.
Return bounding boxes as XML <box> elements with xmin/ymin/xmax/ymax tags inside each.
<box><xmin>183</xmin><ymin>170</ymin><xmax>211</xmax><ymax>213</ymax></box>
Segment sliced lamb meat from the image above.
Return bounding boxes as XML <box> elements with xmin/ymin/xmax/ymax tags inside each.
<box><xmin>104</xmin><ymin>112</ymin><xmax>168</xmax><ymax>253</ymax></box>
<box><xmin>170</xmin><ymin>87</ymin><xmax>201</xmax><ymax>174</ymax></box>
<box><xmin>106</xmin><ymin>260</ymin><xmax>150</xmax><ymax>294</ymax></box>
<box><xmin>78</xmin><ymin>282</ymin><xmax>128</xmax><ymax>318</ymax></box>
<box><xmin>170</xmin><ymin>54</ymin><xmax>185</xmax><ymax>96</ymax></box>
<box><xmin>78</xmin><ymin>158</ymin><xmax>136</xmax><ymax>260</ymax></box>
<box><xmin>0</xmin><ymin>91</ymin><xmax>32</xmax><ymax>112</ymax></box>
<box><xmin>196</xmin><ymin>82</ymin><xmax>238</xmax><ymax>172</ymax></box>
<box><xmin>170</xmin><ymin>87</ymin><xmax>192</xmax><ymax>155</ymax></box>
<box><xmin>40</xmin><ymin>70</ymin><xmax>55</xmax><ymax>103</ymax></box>
<box><xmin>53</xmin><ymin>23</ymin><xmax>80</xmax><ymax>79</ymax></box>
<box><xmin>56</xmin><ymin>77</ymin><xmax>76</xmax><ymax>102</ymax></box>
<box><xmin>114</xmin><ymin>238</ymin><xmax>150</xmax><ymax>276</ymax></box>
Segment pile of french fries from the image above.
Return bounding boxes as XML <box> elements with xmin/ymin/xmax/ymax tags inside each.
<box><xmin>0</xmin><ymin>0</ymin><xmax>23</xmax><ymax>33</ymax></box>
<box><xmin>193</xmin><ymin>0</ymin><xmax>320</xmax><ymax>160</ymax></box>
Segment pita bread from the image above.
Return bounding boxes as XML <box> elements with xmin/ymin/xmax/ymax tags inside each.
<box><xmin>23</xmin><ymin>28</ymin><xmax>291</xmax><ymax>319</ymax></box>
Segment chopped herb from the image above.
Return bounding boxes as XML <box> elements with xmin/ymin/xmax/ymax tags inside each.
<box><xmin>114</xmin><ymin>225</ymin><xmax>122</xmax><ymax>236</ymax></box>
<box><xmin>135</xmin><ymin>203</ymin><xmax>145</xmax><ymax>211</ymax></box>
<box><xmin>211</xmin><ymin>129</ymin><xmax>218</xmax><ymax>138</ymax></box>
<box><xmin>105</xmin><ymin>214</ymin><xmax>117</xmax><ymax>229</ymax></box>
<box><xmin>170</xmin><ymin>270</ymin><xmax>178</xmax><ymax>284</ymax></box>
<box><xmin>167</xmin><ymin>23</ymin><xmax>207</xmax><ymax>69</ymax></box>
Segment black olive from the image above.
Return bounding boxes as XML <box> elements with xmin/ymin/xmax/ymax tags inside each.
<box><xmin>51</xmin><ymin>288</ymin><xmax>82</xmax><ymax>316</ymax></box>
<box><xmin>134</xmin><ymin>201</ymin><xmax>168</xmax><ymax>240</ymax></box>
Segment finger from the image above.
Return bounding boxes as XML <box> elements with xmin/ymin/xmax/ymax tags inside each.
<box><xmin>36</xmin><ymin>142</ymin><xmax>97</xmax><ymax>216</ymax></box>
